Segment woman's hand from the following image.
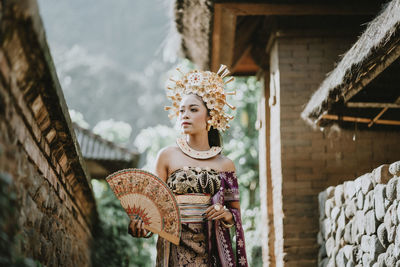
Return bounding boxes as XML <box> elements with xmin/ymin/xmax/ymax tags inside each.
<box><xmin>128</xmin><ymin>219</ymin><xmax>153</xmax><ymax>238</ymax></box>
<box><xmin>205</xmin><ymin>204</ymin><xmax>234</xmax><ymax>225</ymax></box>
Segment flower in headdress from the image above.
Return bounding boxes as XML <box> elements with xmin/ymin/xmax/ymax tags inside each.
<box><xmin>176</xmin><ymin>80</ymin><xmax>185</xmax><ymax>88</ymax></box>
<box><xmin>206</xmin><ymin>98</ymin><xmax>216</xmax><ymax>110</ymax></box>
<box><xmin>188</xmin><ymin>72</ymin><xmax>203</xmax><ymax>86</ymax></box>
<box><xmin>202</xmin><ymin>93</ymin><xmax>211</xmax><ymax>103</ymax></box>
<box><xmin>207</xmin><ymin>71</ymin><xmax>220</xmax><ymax>84</ymax></box>
<box><xmin>197</xmin><ymin>86</ymin><xmax>206</xmax><ymax>97</ymax></box>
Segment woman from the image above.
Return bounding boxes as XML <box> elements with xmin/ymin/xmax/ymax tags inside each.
<box><xmin>129</xmin><ymin>65</ymin><xmax>248</xmax><ymax>266</ymax></box>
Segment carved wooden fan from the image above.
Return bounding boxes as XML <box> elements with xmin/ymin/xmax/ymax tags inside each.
<box><xmin>106</xmin><ymin>168</ymin><xmax>181</xmax><ymax>245</ymax></box>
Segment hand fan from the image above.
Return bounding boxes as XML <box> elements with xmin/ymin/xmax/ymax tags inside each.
<box><xmin>106</xmin><ymin>168</ymin><xmax>181</xmax><ymax>245</ymax></box>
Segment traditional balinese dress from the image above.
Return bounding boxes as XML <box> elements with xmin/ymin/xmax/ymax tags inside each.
<box><xmin>155</xmin><ymin>166</ymin><xmax>248</xmax><ymax>267</ymax></box>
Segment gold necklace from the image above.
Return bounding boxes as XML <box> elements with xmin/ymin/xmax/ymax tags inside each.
<box><xmin>176</xmin><ymin>137</ymin><xmax>222</xmax><ymax>159</ymax></box>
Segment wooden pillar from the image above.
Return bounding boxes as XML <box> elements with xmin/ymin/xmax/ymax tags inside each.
<box><xmin>258</xmin><ymin>70</ymin><xmax>274</xmax><ymax>266</ymax></box>
<box><xmin>269</xmin><ymin>41</ymin><xmax>284</xmax><ymax>267</ymax></box>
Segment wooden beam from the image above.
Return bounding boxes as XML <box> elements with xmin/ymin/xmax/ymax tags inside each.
<box><xmin>231</xmin><ymin>46</ymin><xmax>260</xmax><ymax>75</ymax></box>
<box><xmin>211</xmin><ymin>2</ymin><xmax>376</xmax><ymax>72</ymax></box>
<box><xmin>211</xmin><ymin>5</ymin><xmax>236</xmax><ymax>72</ymax></box>
<box><xmin>368</xmin><ymin>96</ymin><xmax>400</xmax><ymax>127</ymax></box>
<box><xmin>232</xmin><ymin>16</ymin><xmax>262</xmax><ymax>69</ymax></box>
<box><xmin>347</xmin><ymin>102</ymin><xmax>400</xmax><ymax>108</ymax></box>
<box><xmin>320</xmin><ymin>114</ymin><xmax>400</xmax><ymax>126</ymax></box>
<box><xmin>257</xmin><ymin>71</ymin><xmax>275</xmax><ymax>265</ymax></box>
<box><xmin>275</xmin><ymin>28</ymin><xmax>365</xmax><ymax>38</ymax></box>
<box><xmin>215</xmin><ymin>3</ymin><xmax>380</xmax><ymax>16</ymax></box>
<box><xmin>368</xmin><ymin>107</ymin><xmax>389</xmax><ymax>127</ymax></box>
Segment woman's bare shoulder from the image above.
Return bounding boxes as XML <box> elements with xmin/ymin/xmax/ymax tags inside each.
<box><xmin>155</xmin><ymin>145</ymin><xmax>180</xmax><ymax>181</ymax></box>
<box><xmin>217</xmin><ymin>154</ymin><xmax>236</xmax><ymax>172</ymax></box>
<box><xmin>157</xmin><ymin>145</ymin><xmax>180</xmax><ymax>158</ymax></box>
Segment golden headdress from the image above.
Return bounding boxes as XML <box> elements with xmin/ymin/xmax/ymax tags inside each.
<box><xmin>164</xmin><ymin>64</ymin><xmax>236</xmax><ymax>132</ymax></box>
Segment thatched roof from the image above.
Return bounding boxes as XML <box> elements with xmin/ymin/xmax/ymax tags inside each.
<box><xmin>301</xmin><ymin>0</ymin><xmax>400</xmax><ymax>126</ymax></box>
<box><xmin>174</xmin><ymin>0</ymin><xmax>213</xmax><ymax>70</ymax></box>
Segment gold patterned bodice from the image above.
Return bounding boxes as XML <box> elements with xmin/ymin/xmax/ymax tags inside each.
<box><xmin>166</xmin><ymin>166</ymin><xmax>221</xmax><ymax>196</ymax></box>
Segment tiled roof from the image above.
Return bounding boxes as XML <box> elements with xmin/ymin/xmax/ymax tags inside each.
<box><xmin>73</xmin><ymin>123</ymin><xmax>138</xmax><ymax>162</ymax></box>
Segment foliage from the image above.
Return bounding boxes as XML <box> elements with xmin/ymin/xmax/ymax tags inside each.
<box><xmin>84</xmin><ymin>116</ymin><xmax>156</xmax><ymax>266</ymax></box>
<box><xmin>133</xmin><ymin>125</ymin><xmax>178</xmax><ymax>171</ymax></box>
<box><xmin>222</xmin><ymin>76</ymin><xmax>263</xmax><ymax>266</ymax></box>
<box><xmin>38</xmin><ymin>0</ymin><xmax>176</xmax><ymax>140</ymax></box>
<box><xmin>93</xmin><ymin>119</ymin><xmax>132</xmax><ymax>145</ymax></box>
<box><xmin>90</xmin><ymin>179</ymin><xmax>156</xmax><ymax>267</ymax></box>
<box><xmin>69</xmin><ymin>109</ymin><xmax>90</xmax><ymax>129</ymax></box>
<box><xmin>223</xmin><ymin>76</ymin><xmax>261</xmax><ymax>208</ymax></box>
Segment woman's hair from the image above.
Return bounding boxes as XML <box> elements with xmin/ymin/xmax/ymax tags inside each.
<box><xmin>208</xmin><ymin>125</ymin><xmax>222</xmax><ymax>147</ymax></box>
<box><xmin>203</xmin><ymin>99</ymin><xmax>222</xmax><ymax>147</ymax></box>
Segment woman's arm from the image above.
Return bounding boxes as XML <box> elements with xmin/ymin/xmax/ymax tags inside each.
<box><xmin>227</xmin><ymin>201</ymin><xmax>240</xmax><ymax>210</ymax></box>
<box><xmin>222</xmin><ymin>156</ymin><xmax>236</xmax><ymax>173</ymax></box>
<box><xmin>154</xmin><ymin>147</ymin><xmax>170</xmax><ymax>182</ymax></box>
<box><xmin>205</xmin><ymin>157</ymin><xmax>237</xmax><ymax>225</ymax></box>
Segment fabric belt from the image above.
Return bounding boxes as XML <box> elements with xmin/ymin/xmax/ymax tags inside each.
<box><xmin>176</xmin><ymin>194</ymin><xmax>211</xmax><ymax>223</ymax></box>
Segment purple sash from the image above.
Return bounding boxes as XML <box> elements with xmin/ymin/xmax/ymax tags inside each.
<box><xmin>208</xmin><ymin>171</ymin><xmax>248</xmax><ymax>267</ymax></box>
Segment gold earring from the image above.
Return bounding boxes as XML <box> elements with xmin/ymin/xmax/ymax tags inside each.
<box><xmin>206</xmin><ymin>121</ymin><xmax>212</xmax><ymax>131</ymax></box>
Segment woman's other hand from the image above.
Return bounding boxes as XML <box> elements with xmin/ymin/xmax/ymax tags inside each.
<box><xmin>205</xmin><ymin>204</ymin><xmax>234</xmax><ymax>225</ymax></box>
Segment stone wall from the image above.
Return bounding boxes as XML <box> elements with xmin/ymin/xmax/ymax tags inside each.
<box><xmin>0</xmin><ymin>1</ymin><xmax>97</xmax><ymax>265</ymax></box>
<box><xmin>318</xmin><ymin>161</ymin><xmax>400</xmax><ymax>266</ymax></box>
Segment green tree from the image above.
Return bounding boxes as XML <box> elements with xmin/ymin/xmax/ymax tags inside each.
<box><xmin>221</xmin><ymin>76</ymin><xmax>263</xmax><ymax>267</ymax></box>
<box><xmin>91</xmin><ymin>179</ymin><xmax>156</xmax><ymax>267</ymax></box>
<box><xmin>133</xmin><ymin>125</ymin><xmax>178</xmax><ymax>171</ymax></box>
<box><xmin>76</xmin><ymin>114</ymin><xmax>156</xmax><ymax>266</ymax></box>
<box><xmin>93</xmin><ymin>119</ymin><xmax>132</xmax><ymax>145</ymax></box>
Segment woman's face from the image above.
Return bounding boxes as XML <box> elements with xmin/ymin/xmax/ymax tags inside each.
<box><xmin>178</xmin><ymin>94</ymin><xmax>210</xmax><ymax>134</ymax></box>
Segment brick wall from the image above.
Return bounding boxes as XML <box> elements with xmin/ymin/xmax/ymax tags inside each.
<box><xmin>0</xmin><ymin>1</ymin><xmax>97</xmax><ymax>265</ymax></box>
<box><xmin>269</xmin><ymin>36</ymin><xmax>400</xmax><ymax>266</ymax></box>
<box><xmin>0</xmin><ymin>117</ymin><xmax>93</xmax><ymax>266</ymax></box>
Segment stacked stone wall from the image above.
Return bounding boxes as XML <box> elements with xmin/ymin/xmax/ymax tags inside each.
<box><xmin>318</xmin><ymin>161</ymin><xmax>400</xmax><ymax>266</ymax></box>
